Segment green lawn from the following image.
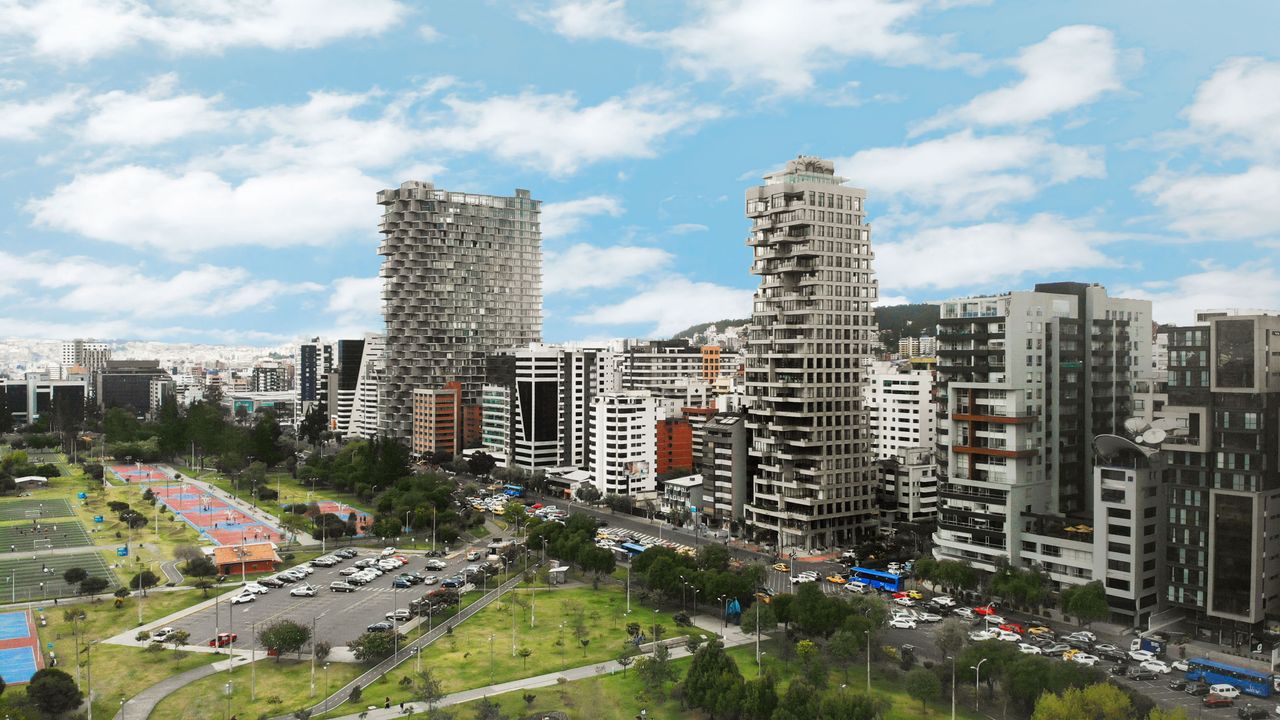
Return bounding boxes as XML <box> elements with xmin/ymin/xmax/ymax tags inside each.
<box><xmin>321</xmin><ymin>584</ymin><xmax>710</xmax><ymax>715</ymax></box>
<box><xmin>153</xmin><ymin>658</ymin><xmax>365</xmax><ymax>720</ymax></box>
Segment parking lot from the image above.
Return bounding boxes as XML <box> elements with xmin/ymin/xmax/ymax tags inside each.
<box><xmin>162</xmin><ymin>545</ymin><xmax>507</xmax><ymax>651</ymax></box>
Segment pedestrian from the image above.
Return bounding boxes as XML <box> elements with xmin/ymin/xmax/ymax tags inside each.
<box><xmin>384</xmin><ymin>698</ymin><xmax>390</xmax><ymax>709</ymax></box>
<box><xmin>399</xmin><ymin>702</ymin><xmax>405</xmax><ymax>711</ymax></box>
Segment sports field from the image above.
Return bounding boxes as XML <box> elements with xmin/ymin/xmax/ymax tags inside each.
<box><xmin>0</xmin><ymin>498</ymin><xmax>74</xmax><ymax>523</ymax></box>
<box><xmin>0</xmin><ymin>520</ymin><xmax>92</xmax><ymax>552</ymax></box>
<box><xmin>0</xmin><ymin>551</ymin><xmax>120</xmax><ymax>601</ymax></box>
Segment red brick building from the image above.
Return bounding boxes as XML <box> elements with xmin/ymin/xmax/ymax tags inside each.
<box><xmin>655</xmin><ymin>417</ymin><xmax>694</xmax><ymax>475</ymax></box>
<box><xmin>212</xmin><ymin>543</ymin><xmax>281</xmax><ymax>576</ymax></box>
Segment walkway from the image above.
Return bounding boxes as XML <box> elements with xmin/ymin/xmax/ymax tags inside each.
<box><xmin>163</xmin><ymin>467</ymin><xmax>318</xmax><ymax>547</ymax></box>
<box><xmin>113</xmin><ymin>652</ymin><xmax>253</xmax><ymax>720</ymax></box>
<box><xmin>159</xmin><ymin>560</ymin><xmax>183</xmax><ymax>584</ymax></box>
<box><xmin>322</xmin><ymin>613</ymin><xmax>754</xmax><ymax>720</ymax></box>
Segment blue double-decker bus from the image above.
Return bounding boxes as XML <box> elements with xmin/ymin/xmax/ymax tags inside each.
<box><xmin>1184</xmin><ymin>658</ymin><xmax>1276</xmax><ymax>697</ymax></box>
<box><xmin>848</xmin><ymin>567</ymin><xmax>903</xmax><ymax>592</ymax></box>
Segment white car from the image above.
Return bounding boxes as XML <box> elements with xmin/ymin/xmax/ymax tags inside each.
<box><xmin>931</xmin><ymin>596</ymin><xmax>957</xmax><ymax>608</ymax></box>
<box><xmin>1067</xmin><ymin>631</ymin><xmax>1097</xmax><ymax>643</ymax></box>
<box><xmin>953</xmin><ymin>607</ymin><xmax>975</xmax><ymax>620</ymax></box>
<box><xmin>425</xmin><ymin>559</ymin><xmax>447</xmax><ymax>571</ymax></box>
<box><xmin>994</xmin><ymin>630</ymin><xmax>1021</xmax><ymax>642</ymax></box>
<box><xmin>1139</xmin><ymin>660</ymin><xmax>1171</xmax><ymax>674</ymax></box>
<box><xmin>1018</xmin><ymin>643</ymin><xmax>1042</xmax><ymax>655</ymax></box>
<box><xmin>844</xmin><ymin>581</ymin><xmax>869</xmax><ymax>594</ymax></box>
<box><xmin>340</xmin><ymin>566</ymin><xmax>360</xmax><ymax>576</ymax></box>
<box><xmin>893</xmin><ymin>597</ymin><xmax>916</xmax><ymax>607</ymax></box>
<box><xmin>230</xmin><ymin>592</ymin><xmax>255</xmax><ymax>605</ymax></box>
<box><xmin>1128</xmin><ymin>649</ymin><xmax>1156</xmax><ymax>663</ymax></box>
<box><xmin>1094</xmin><ymin>643</ymin><xmax>1121</xmax><ymax>654</ymax></box>
<box><xmin>380</xmin><ymin>547</ymin><xmax>397</xmax><ymax>557</ymax></box>
<box><xmin>982</xmin><ymin>615</ymin><xmax>1007</xmax><ymax>626</ymax></box>
<box><xmin>969</xmin><ymin>630</ymin><xmax>996</xmax><ymax>642</ymax></box>
<box><xmin>889</xmin><ymin>618</ymin><xmax>917</xmax><ymax>630</ymax></box>
<box><xmin>792</xmin><ymin>573</ymin><xmax>818</xmax><ymax>584</ymax></box>
<box><xmin>1171</xmin><ymin>659</ymin><xmax>1189</xmax><ymax>672</ymax></box>
<box><xmin>385</xmin><ymin>609</ymin><xmax>412</xmax><ymax>622</ymax></box>
<box><xmin>916</xmin><ymin>612</ymin><xmax>943</xmax><ymax>623</ymax></box>
<box><xmin>243</xmin><ymin>583</ymin><xmax>269</xmax><ymax>595</ymax></box>
<box><xmin>1070</xmin><ymin>653</ymin><xmax>1100</xmax><ymax>666</ymax></box>
<box><xmin>289</xmin><ymin>585</ymin><xmax>316</xmax><ymax>597</ymax></box>
<box><xmin>422</xmin><ymin>575</ymin><xmax>440</xmax><ymax>585</ymax></box>
<box><xmin>151</xmin><ymin>627</ymin><xmax>177</xmax><ymax>642</ymax></box>
<box><xmin>291</xmin><ymin>565</ymin><xmax>314</xmax><ymax>576</ymax></box>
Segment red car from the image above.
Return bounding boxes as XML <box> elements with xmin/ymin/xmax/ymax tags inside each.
<box><xmin>975</xmin><ymin>604</ymin><xmax>998</xmax><ymax>616</ymax></box>
<box><xmin>209</xmin><ymin>632</ymin><xmax>237</xmax><ymax>648</ymax></box>
<box><xmin>892</xmin><ymin>591</ymin><xmax>910</xmax><ymax>599</ymax></box>
<box><xmin>1202</xmin><ymin>694</ymin><xmax>1234</xmax><ymax>708</ymax></box>
<box><xmin>998</xmin><ymin>623</ymin><xmax>1024</xmax><ymax>634</ymax></box>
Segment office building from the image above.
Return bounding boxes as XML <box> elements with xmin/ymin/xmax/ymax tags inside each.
<box><xmin>98</xmin><ymin>360</ymin><xmax>171</xmax><ymax>414</ymax></box>
<box><xmin>378</xmin><ymin>181</ymin><xmax>543</xmax><ymax>443</ymax></box>
<box><xmin>700</xmin><ymin>412</ymin><xmax>753</xmax><ymax>527</ymax></box>
<box><xmin>590</xmin><ymin>391</ymin><xmax>657</xmax><ymax>497</ymax></box>
<box><xmin>326</xmin><ymin>338</ymin><xmax>365</xmax><ymax>436</ymax></box>
<box><xmin>413</xmin><ymin>383</ymin><xmax>462</xmax><ymax>457</ymax></box>
<box><xmin>1</xmin><ymin>377</ymin><xmax>86</xmax><ymax>428</ymax></box>
<box><xmin>742</xmin><ymin>156</ymin><xmax>880</xmax><ymax>549</ymax></box>
<box><xmin>298</xmin><ymin>339</ymin><xmax>334</xmax><ymax>418</ymax></box>
<box><xmin>347</xmin><ymin>334</ymin><xmax>385</xmax><ymax>439</ymax></box>
<box><xmin>931</xmin><ymin>283</ymin><xmax>1152</xmax><ymax>573</ymax></box>
<box><xmin>864</xmin><ymin>360</ymin><xmax>936</xmax><ymax>460</ymax></box>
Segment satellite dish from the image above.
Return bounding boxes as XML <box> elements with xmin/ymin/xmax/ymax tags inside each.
<box><xmin>1123</xmin><ymin>418</ymin><xmax>1150</xmax><ymax>435</ymax></box>
<box><xmin>1150</xmin><ymin>418</ymin><xmax>1181</xmax><ymax>432</ymax></box>
<box><xmin>1094</xmin><ymin>434</ymin><xmax>1159</xmax><ymax>460</ymax></box>
<box><xmin>1142</xmin><ymin>428</ymin><xmax>1167</xmax><ymax>445</ymax></box>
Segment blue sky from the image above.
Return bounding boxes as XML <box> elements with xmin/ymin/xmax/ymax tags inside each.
<box><xmin>2</xmin><ymin>0</ymin><xmax>1279</xmax><ymax>346</ymax></box>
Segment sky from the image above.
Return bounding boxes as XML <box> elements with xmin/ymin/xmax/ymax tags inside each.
<box><xmin>2</xmin><ymin>0</ymin><xmax>1279</xmax><ymax>346</ymax></box>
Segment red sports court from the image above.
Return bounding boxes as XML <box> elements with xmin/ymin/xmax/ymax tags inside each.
<box><xmin>0</xmin><ymin>610</ymin><xmax>43</xmax><ymax>685</ymax></box>
<box><xmin>109</xmin><ymin>464</ymin><xmax>171</xmax><ymax>484</ymax></box>
<box><xmin>150</xmin><ymin>482</ymin><xmax>284</xmax><ymax>546</ymax></box>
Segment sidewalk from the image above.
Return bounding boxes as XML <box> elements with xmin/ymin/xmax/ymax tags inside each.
<box><xmin>321</xmin><ymin>612</ymin><xmax>753</xmax><ymax>720</ymax></box>
<box><xmin>114</xmin><ymin>652</ymin><xmax>254</xmax><ymax>720</ymax></box>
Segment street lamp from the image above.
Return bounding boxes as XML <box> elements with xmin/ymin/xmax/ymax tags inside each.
<box><xmin>719</xmin><ymin>595</ymin><xmax>727</xmax><ymax>629</ymax></box>
<box><xmin>679</xmin><ymin>575</ymin><xmax>687</xmax><ymax>612</ymax></box>
<box><xmin>864</xmin><ymin>629</ymin><xmax>871</xmax><ymax>693</ymax></box>
<box><xmin>948</xmin><ymin>655</ymin><xmax>956</xmax><ymax>720</ymax></box>
<box><xmin>971</xmin><ymin>658</ymin><xmax>988</xmax><ymax>711</ymax></box>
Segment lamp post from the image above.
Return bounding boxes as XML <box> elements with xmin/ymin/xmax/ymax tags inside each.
<box><xmin>719</xmin><ymin>595</ymin><xmax>727</xmax><ymax>629</ymax></box>
<box><xmin>948</xmin><ymin>655</ymin><xmax>956</xmax><ymax>720</ymax></box>
<box><xmin>652</xmin><ymin>608</ymin><xmax>660</xmax><ymax>654</ymax></box>
<box><xmin>864</xmin><ymin>629</ymin><xmax>871</xmax><ymax>693</ymax></box>
<box><xmin>625</xmin><ymin>564</ymin><xmax>631</xmax><ymax>615</ymax></box>
<box><xmin>971</xmin><ymin>658</ymin><xmax>988</xmax><ymax>711</ymax></box>
<box><xmin>679</xmin><ymin>575</ymin><xmax>687</xmax><ymax>612</ymax></box>
<box><xmin>324</xmin><ymin>662</ymin><xmax>330</xmax><ymax>699</ymax></box>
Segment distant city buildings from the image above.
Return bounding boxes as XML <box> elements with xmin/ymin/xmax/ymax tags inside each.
<box><xmin>378</xmin><ymin>181</ymin><xmax>543</xmax><ymax>445</ymax></box>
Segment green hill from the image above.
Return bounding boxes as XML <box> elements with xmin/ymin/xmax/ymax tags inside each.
<box><xmin>672</xmin><ymin>304</ymin><xmax>939</xmax><ymax>347</ymax></box>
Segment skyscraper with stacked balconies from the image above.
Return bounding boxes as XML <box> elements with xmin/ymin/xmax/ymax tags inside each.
<box><xmin>741</xmin><ymin>156</ymin><xmax>880</xmax><ymax>550</ymax></box>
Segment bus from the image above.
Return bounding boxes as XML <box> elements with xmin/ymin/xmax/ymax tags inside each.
<box><xmin>1184</xmin><ymin>658</ymin><xmax>1276</xmax><ymax>697</ymax></box>
<box><xmin>620</xmin><ymin>542</ymin><xmax>647</xmax><ymax>557</ymax></box>
<box><xmin>502</xmin><ymin>484</ymin><xmax>525</xmax><ymax>498</ymax></box>
<box><xmin>847</xmin><ymin>567</ymin><xmax>903</xmax><ymax>593</ymax></box>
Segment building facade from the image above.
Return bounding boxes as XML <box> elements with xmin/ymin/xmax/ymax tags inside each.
<box><xmin>742</xmin><ymin>156</ymin><xmax>880</xmax><ymax>550</ymax></box>
<box><xmin>98</xmin><ymin>360</ymin><xmax>170</xmax><ymax>414</ymax></box>
<box><xmin>864</xmin><ymin>360</ymin><xmax>937</xmax><ymax>460</ymax></box>
<box><xmin>412</xmin><ymin>383</ymin><xmax>462</xmax><ymax>457</ymax></box>
<box><xmin>347</xmin><ymin>334</ymin><xmax>385</xmax><ymax>439</ymax></box>
<box><xmin>378</xmin><ymin>181</ymin><xmax>543</xmax><ymax>442</ymax></box>
<box><xmin>655</xmin><ymin>417</ymin><xmax>694</xmax><ymax>475</ymax></box>
<box><xmin>700</xmin><ymin>412</ymin><xmax>752</xmax><ymax>527</ymax></box>
<box><xmin>589</xmin><ymin>391</ymin><xmax>657</xmax><ymax>497</ymax></box>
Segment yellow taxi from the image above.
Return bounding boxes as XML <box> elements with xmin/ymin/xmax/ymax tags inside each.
<box><xmin>1061</xmin><ymin>649</ymin><xmax>1081</xmax><ymax>661</ymax></box>
<box><xmin>825</xmin><ymin>574</ymin><xmax>847</xmax><ymax>585</ymax></box>
<box><xmin>906</xmin><ymin>590</ymin><xmax>923</xmax><ymax>600</ymax></box>
<box><xmin>772</xmin><ymin>563</ymin><xmax>790</xmax><ymax>572</ymax></box>
<box><xmin>1027</xmin><ymin>626</ymin><xmax>1054</xmax><ymax>637</ymax></box>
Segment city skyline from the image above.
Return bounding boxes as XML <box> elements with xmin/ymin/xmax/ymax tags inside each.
<box><xmin>1</xmin><ymin>2</ymin><xmax>1279</xmax><ymax>348</ymax></box>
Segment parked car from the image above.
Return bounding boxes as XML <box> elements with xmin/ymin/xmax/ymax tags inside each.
<box><xmin>1070</xmin><ymin>653</ymin><xmax>1100</xmax><ymax>666</ymax></box>
<box><xmin>290</xmin><ymin>585</ymin><xmax>316</xmax><ymax>597</ymax></box>
<box><xmin>385</xmin><ymin>609</ymin><xmax>412</xmax><ymax>622</ymax></box>
<box><xmin>931</xmin><ymin>596</ymin><xmax>957</xmax><ymax>608</ymax></box>
<box><xmin>825</xmin><ymin>575</ymin><xmax>847</xmax><ymax>585</ymax></box>
<box><xmin>1041</xmin><ymin>643</ymin><xmax>1070</xmax><ymax>654</ymax></box>
<box><xmin>466</xmin><ymin>550</ymin><xmax>482</xmax><ymax>561</ymax></box>
<box><xmin>969</xmin><ymin>630</ymin><xmax>996</xmax><ymax>642</ymax></box>
<box><xmin>337</xmin><ymin>548</ymin><xmax>358</xmax><ymax>558</ymax></box>
<box><xmin>258</xmin><ymin>577</ymin><xmax>283</xmax><ymax>588</ymax></box>
<box><xmin>151</xmin><ymin>627</ymin><xmax>176</xmax><ymax>642</ymax></box>
<box><xmin>982</xmin><ymin>615</ymin><xmax>1007</xmax><ymax>627</ymax></box>
<box><xmin>1026</xmin><ymin>626</ymin><xmax>1054</xmax><ymax>637</ymax></box>
<box><xmin>425</xmin><ymin>559</ymin><xmax>448</xmax><ymax>571</ymax></box>
<box><xmin>1172</xmin><ymin>659</ymin><xmax>1190</xmax><ymax>672</ymax></box>
<box><xmin>916</xmin><ymin>612</ymin><xmax>943</xmax><ymax>623</ymax></box>
<box><xmin>893</xmin><ymin>597</ymin><xmax>916</xmax><ymax>608</ymax></box>
<box><xmin>311</xmin><ymin>556</ymin><xmax>338</xmax><ymax>567</ymax></box>
<box><xmin>243</xmin><ymin>583</ymin><xmax>269</xmax><ymax>595</ymax></box>
<box><xmin>441</xmin><ymin>577</ymin><xmax>464</xmax><ymax>589</ymax></box>
<box><xmin>274</xmin><ymin>573</ymin><xmax>297</xmax><ymax>584</ymax></box>
<box><xmin>994</xmin><ymin>630</ymin><xmax>1021</xmax><ymax>643</ymax></box>
<box><xmin>340</xmin><ymin>566</ymin><xmax>360</xmax><ymax>576</ymax></box>
<box><xmin>1237</xmin><ymin>704</ymin><xmax>1270</xmax><ymax>719</ymax></box>
<box><xmin>1128</xmin><ymin>649</ymin><xmax>1156</xmax><ymax>663</ymax></box>
<box><xmin>209</xmin><ymin>632</ymin><xmax>237</xmax><ymax>647</ymax></box>
<box><xmin>1095</xmin><ymin>643</ymin><xmax>1121</xmax><ymax>654</ymax></box>
<box><xmin>380</xmin><ymin>547</ymin><xmax>397</xmax><ymax>557</ymax></box>
<box><xmin>974</xmin><ymin>604</ymin><xmax>998</xmax><ymax>616</ymax></box>
<box><xmin>1065</xmin><ymin>631</ymin><xmax>1097</xmax><ymax>643</ymax></box>
<box><xmin>771</xmin><ymin>563</ymin><xmax>789</xmax><ymax>572</ymax></box>
<box><xmin>230</xmin><ymin>592</ymin><xmax>255</xmax><ymax>604</ymax></box>
<box><xmin>1203</xmin><ymin>694</ymin><xmax>1235</xmax><ymax>709</ymax></box>
<box><xmin>1018</xmin><ymin>643</ymin><xmax>1042</xmax><ymax>655</ymax></box>
<box><xmin>1130</xmin><ymin>671</ymin><xmax>1159</xmax><ymax>681</ymax></box>
<box><xmin>889</xmin><ymin>618</ymin><xmax>917</xmax><ymax>630</ymax></box>
<box><xmin>1140</xmin><ymin>660</ymin><xmax>1171</xmax><ymax>674</ymax></box>
<box><xmin>392</xmin><ymin>577</ymin><xmax>413</xmax><ymax>589</ymax></box>
<box><xmin>329</xmin><ymin>581</ymin><xmax>356</xmax><ymax>593</ymax></box>
<box><xmin>953</xmin><ymin>607</ymin><xmax>975</xmax><ymax>620</ymax></box>
<box><xmin>1184</xmin><ymin>683</ymin><xmax>1211</xmax><ymax>696</ymax></box>
<box><xmin>998</xmin><ymin>623</ymin><xmax>1024</xmax><ymax>635</ymax></box>
<box><xmin>366</xmin><ymin>621</ymin><xmax>394</xmax><ymax>633</ymax></box>
<box><xmin>1209</xmin><ymin>685</ymin><xmax>1241</xmax><ymax>699</ymax></box>
<box><xmin>355</xmin><ymin>559</ymin><xmax>376</xmax><ymax>568</ymax></box>
<box><xmin>1168</xmin><ymin>679</ymin><xmax>1188</xmax><ymax>691</ymax></box>
<box><xmin>422</xmin><ymin>575</ymin><xmax>440</xmax><ymax>586</ymax></box>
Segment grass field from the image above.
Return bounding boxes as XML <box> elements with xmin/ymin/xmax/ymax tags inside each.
<box><xmin>0</xmin><ymin>549</ymin><xmax>120</xmax><ymax>600</ymax></box>
<box><xmin>330</xmin><ymin>584</ymin><xmax>711</xmax><ymax>714</ymax></box>
<box><xmin>0</xmin><ymin>498</ymin><xmax>74</xmax><ymax>522</ymax></box>
<box><xmin>154</xmin><ymin>658</ymin><xmax>365</xmax><ymax>720</ymax></box>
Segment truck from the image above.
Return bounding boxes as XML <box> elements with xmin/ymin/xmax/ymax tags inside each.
<box><xmin>1130</xmin><ymin>635</ymin><xmax>1168</xmax><ymax>657</ymax></box>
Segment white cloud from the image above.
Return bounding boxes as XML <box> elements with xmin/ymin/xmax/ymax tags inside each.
<box><xmin>325</xmin><ymin>276</ymin><xmax>382</xmax><ymax>329</ymax></box>
<box><xmin>1118</xmin><ymin>262</ymin><xmax>1280</xmax><ymax>325</ymax></box>
<box><xmin>543</xmin><ymin>243</ymin><xmax>671</xmax><ymax>293</ymax></box>
<box><xmin>1183</xmin><ymin>57</ymin><xmax>1280</xmax><ymax>159</ymax></box>
<box><xmin>0</xmin><ymin>78</ymin><xmax>26</xmax><ymax>92</ymax></box>
<box><xmin>668</xmin><ymin>223</ymin><xmax>708</xmax><ymax>234</ymax></box>
<box><xmin>838</xmin><ymin>130</ymin><xmax>1104</xmax><ymax>219</ymax></box>
<box><xmin>83</xmin><ymin>73</ymin><xmax>231</xmax><ymax>145</ymax></box>
<box><xmin>424</xmin><ymin>87</ymin><xmax>721</xmax><ymax>175</ymax></box>
<box><xmin>1137</xmin><ymin>166</ymin><xmax>1280</xmax><ymax>240</ymax></box>
<box><xmin>417</xmin><ymin>24</ymin><xmax>442</xmax><ymax>42</ymax></box>
<box><xmin>27</xmin><ymin>165</ymin><xmax>380</xmax><ymax>253</ymax></box>
<box><xmin>542</xmin><ymin>0</ymin><xmax>979</xmax><ymax>96</ymax></box>
<box><xmin>914</xmin><ymin>25</ymin><xmax>1132</xmax><ymax>133</ymax></box>
<box><xmin>876</xmin><ymin>214</ymin><xmax>1119</xmax><ymax>291</ymax></box>
<box><xmin>0</xmin><ymin>0</ymin><xmax>407</xmax><ymax>62</ymax></box>
<box><xmin>874</xmin><ymin>295</ymin><xmax>911</xmax><ymax>306</ymax></box>
<box><xmin>572</xmin><ymin>276</ymin><xmax>753</xmax><ymax>336</ymax></box>
<box><xmin>540</xmin><ymin>196</ymin><xmax>624</xmax><ymax>238</ymax></box>
<box><xmin>0</xmin><ymin>90</ymin><xmax>81</xmax><ymax>140</ymax></box>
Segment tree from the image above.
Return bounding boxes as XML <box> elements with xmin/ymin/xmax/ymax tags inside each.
<box><xmin>298</xmin><ymin>406</ymin><xmax>328</xmax><ymax>447</ymax></box>
<box><xmin>738</xmin><ymin>673</ymin><xmax>778</xmax><ymax>720</ymax></box>
<box><xmin>825</xmin><ymin>629</ymin><xmax>863</xmax><ymax>683</ymax></box>
<box><xmin>169</xmin><ymin>630</ymin><xmax>191</xmax><ymax>653</ymax></box>
<box><xmin>80</xmin><ymin>576</ymin><xmax>110</xmax><ymax>595</ymax></box>
<box><xmin>467</xmin><ymin>452</ymin><xmax>497</xmax><ymax>476</ymax></box>
<box><xmin>905</xmin><ymin>667</ymin><xmax>941</xmax><ymax>714</ymax></box>
<box><xmin>63</xmin><ymin>567</ymin><xmax>88</xmax><ymax>585</ymax></box>
<box><xmin>1061</xmin><ymin>582</ymin><xmax>1109</xmax><ymax>627</ymax></box>
<box><xmin>935</xmin><ymin>618</ymin><xmax>969</xmax><ymax>659</ymax></box>
<box><xmin>576</xmin><ymin>544</ymin><xmax>616</xmax><ymax>589</ymax></box>
<box><xmin>193</xmin><ymin>578</ymin><xmax>215</xmax><ymax>597</ymax></box>
<box><xmin>185</xmin><ymin>556</ymin><xmax>217</xmax><ymax>577</ymax></box>
<box><xmin>518</xmin><ymin>647</ymin><xmax>532</xmax><ymax>669</ymax></box>
<box><xmin>412</xmin><ymin>668</ymin><xmax>444</xmax><ymax>713</ymax></box>
<box><xmin>817</xmin><ymin>690</ymin><xmax>886</xmax><ymax>720</ymax></box>
<box><xmin>617</xmin><ymin>644</ymin><xmax>638</xmax><ymax>676</ymax></box>
<box><xmin>739</xmin><ymin>603</ymin><xmax>777</xmax><ymax>636</ymax></box>
<box><xmin>27</xmin><ymin>668</ymin><xmax>83</xmax><ymax>715</ymax></box>
<box><xmin>349</xmin><ymin>630</ymin><xmax>402</xmax><ymax>663</ymax></box>
<box><xmin>130</xmin><ymin>569</ymin><xmax>160</xmax><ymax>591</ymax></box>
<box><xmin>173</xmin><ymin>544</ymin><xmax>204</xmax><ymax>564</ymax></box>
<box><xmin>697</xmin><ymin>543</ymin><xmax>731</xmax><ymax>572</ymax></box>
<box><xmin>1032</xmin><ymin>683</ymin><xmax>1131</xmax><ymax>720</ymax></box>
<box><xmin>635</xmin><ymin>643</ymin><xmax>678</xmax><ymax>699</ymax></box>
<box><xmin>314</xmin><ymin>641</ymin><xmax>331</xmax><ymax>663</ymax></box>
<box><xmin>472</xmin><ymin>697</ymin><xmax>507</xmax><ymax>720</ymax></box>
<box><xmin>1146</xmin><ymin>708</ymin><xmax>1190</xmax><ymax>720</ymax></box>
<box><xmin>260</xmin><ymin>620</ymin><xmax>312</xmax><ymax>661</ymax></box>
<box><xmin>682</xmin><ymin>640</ymin><xmax>744</xmax><ymax>718</ymax></box>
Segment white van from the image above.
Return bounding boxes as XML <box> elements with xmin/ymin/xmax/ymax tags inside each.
<box><xmin>844</xmin><ymin>581</ymin><xmax>869</xmax><ymax>594</ymax></box>
<box><xmin>1208</xmin><ymin>684</ymin><xmax>1240</xmax><ymax>699</ymax></box>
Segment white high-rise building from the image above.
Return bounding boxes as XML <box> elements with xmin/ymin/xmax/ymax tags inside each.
<box><xmin>742</xmin><ymin>156</ymin><xmax>880</xmax><ymax>550</ymax></box>
<box><xmin>863</xmin><ymin>360</ymin><xmax>936</xmax><ymax>460</ymax></box>
<box><xmin>590</xmin><ymin>391</ymin><xmax>657</xmax><ymax>497</ymax></box>
<box><xmin>347</xmin><ymin>334</ymin><xmax>385</xmax><ymax>439</ymax></box>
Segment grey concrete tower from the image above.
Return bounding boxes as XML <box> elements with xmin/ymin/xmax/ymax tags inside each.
<box><xmin>377</xmin><ymin>181</ymin><xmax>543</xmax><ymax>443</ymax></box>
<box><xmin>742</xmin><ymin>156</ymin><xmax>880</xmax><ymax>551</ymax></box>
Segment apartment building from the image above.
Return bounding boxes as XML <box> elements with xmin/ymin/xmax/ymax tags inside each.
<box><xmin>876</xmin><ymin>447</ymin><xmax>939</xmax><ymax>525</ymax></box>
<box><xmin>864</xmin><ymin>360</ymin><xmax>937</xmax><ymax>460</ymax></box>
<box><xmin>378</xmin><ymin>181</ymin><xmax>542</xmax><ymax>444</ymax></box>
<box><xmin>655</xmin><ymin>417</ymin><xmax>694</xmax><ymax>475</ymax></box>
<box><xmin>589</xmin><ymin>391</ymin><xmax>658</xmax><ymax>497</ymax></box>
<box><xmin>742</xmin><ymin>156</ymin><xmax>880</xmax><ymax>550</ymax></box>
<box><xmin>412</xmin><ymin>382</ymin><xmax>462</xmax><ymax>457</ymax></box>
<box><xmin>700</xmin><ymin>412</ymin><xmax>753</xmax><ymax>527</ymax></box>
<box><xmin>326</xmin><ymin>338</ymin><xmax>364</xmax><ymax>436</ymax></box>
<box><xmin>298</xmin><ymin>338</ymin><xmax>333</xmax><ymax>419</ymax></box>
<box><xmin>932</xmin><ymin>283</ymin><xmax>1152</xmax><ymax>574</ymax></box>
<box><xmin>347</xmin><ymin>334</ymin><xmax>385</xmax><ymax>439</ymax></box>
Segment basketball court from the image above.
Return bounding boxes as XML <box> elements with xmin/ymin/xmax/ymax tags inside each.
<box><xmin>108</xmin><ymin>464</ymin><xmax>172</xmax><ymax>484</ymax></box>
<box><xmin>151</xmin><ymin>482</ymin><xmax>284</xmax><ymax>545</ymax></box>
<box><xmin>0</xmin><ymin>610</ymin><xmax>42</xmax><ymax>685</ymax></box>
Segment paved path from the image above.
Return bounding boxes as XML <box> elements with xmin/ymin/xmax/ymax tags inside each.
<box><xmin>321</xmin><ymin>613</ymin><xmax>754</xmax><ymax>720</ymax></box>
<box><xmin>164</xmin><ymin>467</ymin><xmax>319</xmax><ymax>547</ymax></box>
<box><xmin>113</xmin><ymin>652</ymin><xmax>253</xmax><ymax>720</ymax></box>
<box><xmin>160</xmin><ymin>560</ymin><xmax>183</xmax><ymax>584</ymax></box>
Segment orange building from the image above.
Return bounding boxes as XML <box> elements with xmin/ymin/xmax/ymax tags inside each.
<box><xmin>700</xmin><ymin>345</ymin><xmax>722</xmax><ymax>382</ymax></box>
<box><xmin>655</xmin><ymin>417</ymin><xmax>694</xmax><ymax>475</ymax></box>
<box><xmin>212</xmin><ymin>543</ymin><xmax>281</xmax><ymax>576</ymax></box>
<box><xmin>413</xmin><ymin>382</ymin><xmax>463</xmax><ymax>457</ymax></box>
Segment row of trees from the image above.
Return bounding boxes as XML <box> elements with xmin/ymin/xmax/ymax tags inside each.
<box><xmin>525</xmin><ymin>514</ymin><xmax>616</xmax><ymax>586</ymax></box>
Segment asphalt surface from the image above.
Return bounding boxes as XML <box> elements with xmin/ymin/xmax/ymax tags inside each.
<box><xmin>161</xmin><ymin>544</ymin><xmax>501</xmax><ymax>651</ymax></box>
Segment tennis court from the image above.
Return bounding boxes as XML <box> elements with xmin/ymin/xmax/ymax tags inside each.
<box><xmin>152</xmin><ymin>483</ymin><xmax>285</xmax><ymax>545</ymax></box>
<box><xmin>0</xmin><ymin>610</ymin><xmax>41</xmax><ymax>685</ymax></box>
<box><xmin>0</xmin><ymin>551</ymin><xmax>120</xmax><ymax>601</ymax></box>
<box><xmin>0</xmin><ymin>520</ymin><xmax>92</xmax><ymax>552</ymax></box>
<box><xmin>109</xmin><ymin>464</ymin><xmax>172</xmax><ymax>484</ymax></box>
<box><xmin>0</xmin><ymin>498</ymin><xmax>74</xmax><ymax>523</ymax></box>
